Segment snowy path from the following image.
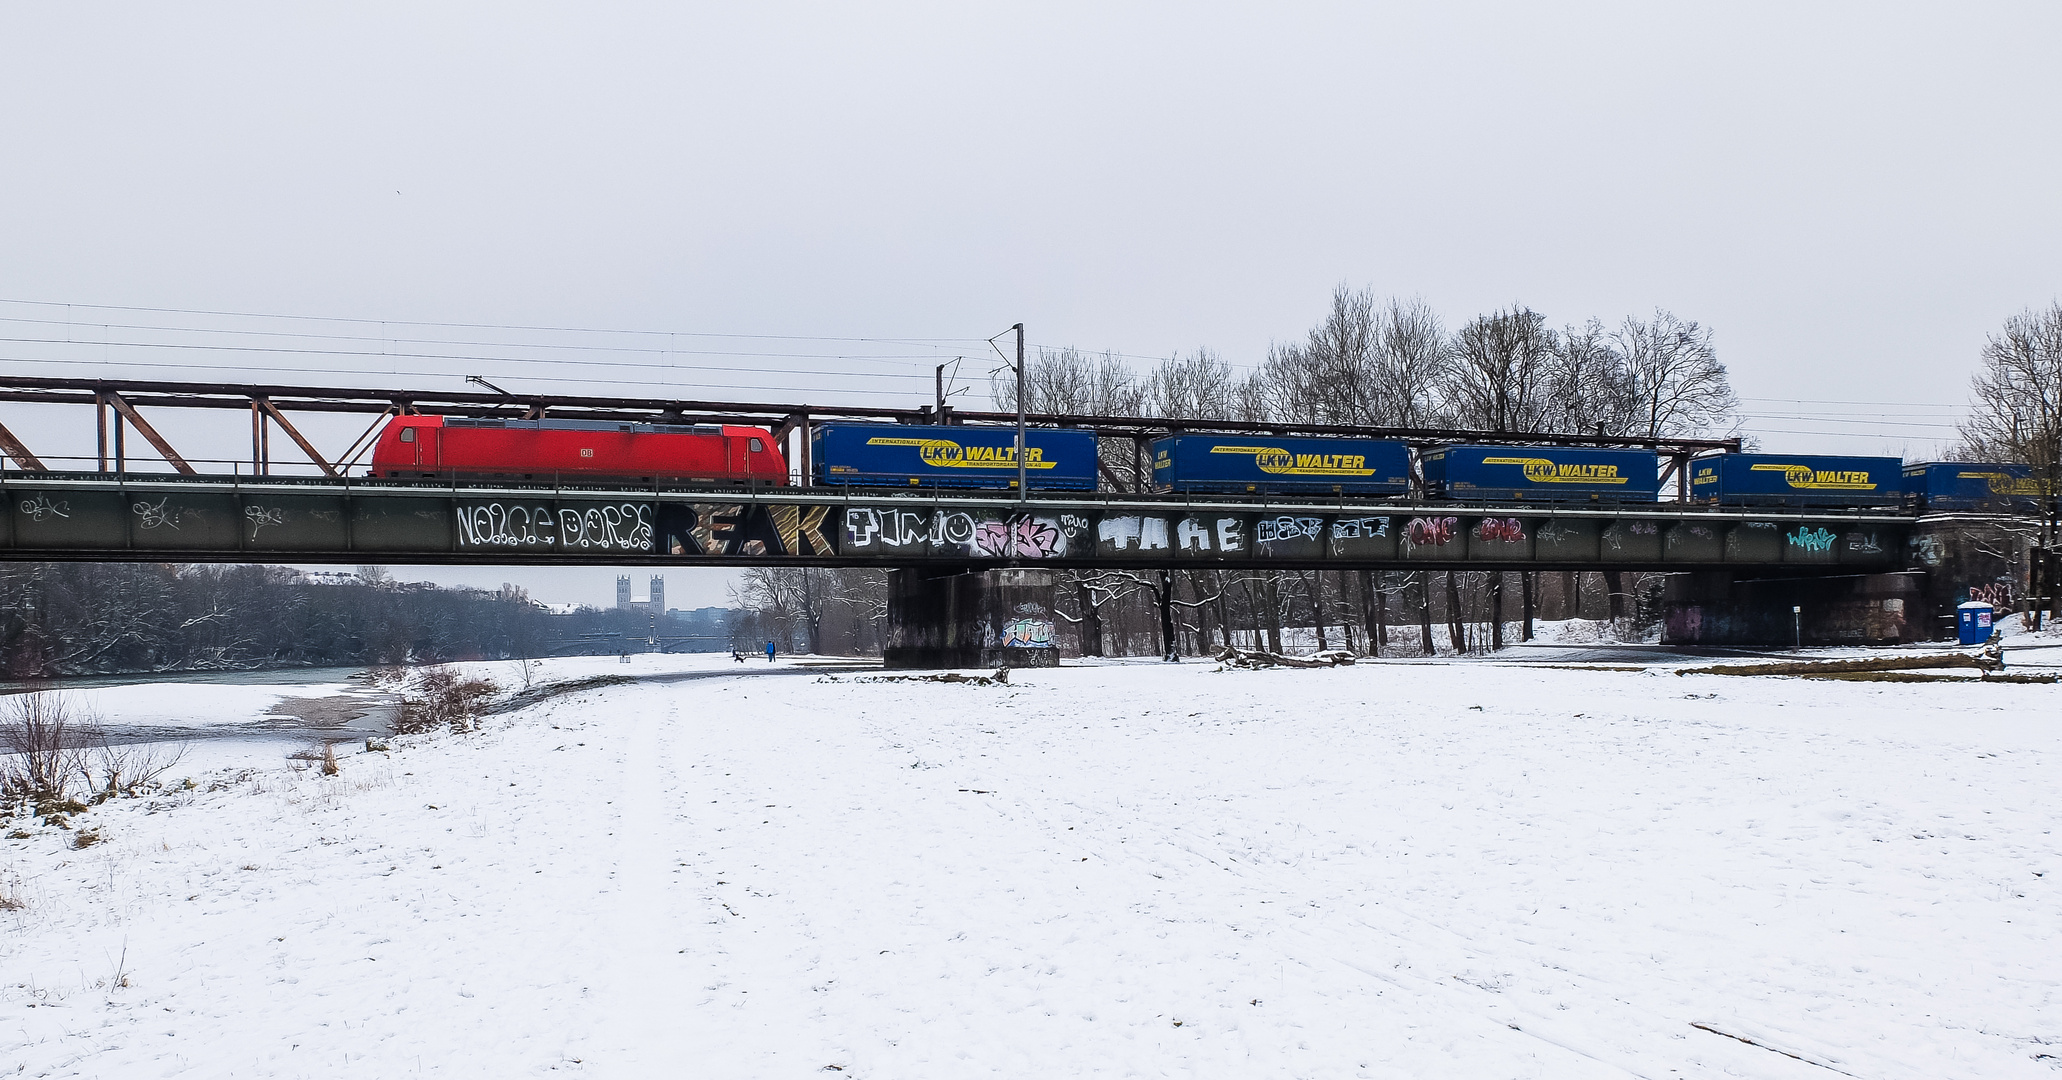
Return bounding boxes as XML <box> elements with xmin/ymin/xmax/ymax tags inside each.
<box><xmin>3</xmin><ymin>661</ymin><xmax>2058</xmax><ymax>1077</ymax></box>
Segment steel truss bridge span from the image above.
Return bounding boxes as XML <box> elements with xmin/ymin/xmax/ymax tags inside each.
<box><xmin>0</xmin><ymin>375</ymin><xmax>1741</xmax><ymax>493</ymax></box>
<box><xmin>0</xmin><ymin>475</ymin><xmax>1910</xmax><ymax>572</ymax></box>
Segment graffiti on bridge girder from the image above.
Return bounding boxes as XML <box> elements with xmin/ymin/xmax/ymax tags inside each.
<box><xmin>1404</xmin><ymin>516</ymin><xmax>1460</xmax><ymax>546</ymax></box>
<box><xmin>18</xmin><ymin>494</ymin><xmax>68</xmax><ymax>522</ymax></box>
<box><xmin>1787</xmin><ymin>526</ymin><xmax>1836</xmax><ymax>553</ymax></box>
<box><xmin>843</xmin><ymin>507</ymin><xmax>1083</xmax><ymax>559</ymax></box>
<box><xmin>456</xmin><ymin>501</ymin><xmax>654</xmax><ymax>551</ymax></box>
<box><xmin>1477</xmin><ymin>517</ymin><xmax>1526</xmax><ymax>543</ymax></box>
<box><xmin>0</xmin><ymin>486</ymin><xmax>1906</xmax><ymax>566</ymax></box>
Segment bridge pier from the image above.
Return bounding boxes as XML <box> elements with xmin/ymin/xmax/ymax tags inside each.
<box><xmin>884</xmin><ymin>567</ymin><xmax>1060</xmax><ymax>669</ymax></box>
<box><xmin>1661</xmin><ymin>571</ymin><xmax>1927</xmax><ymax>646</ymax></box>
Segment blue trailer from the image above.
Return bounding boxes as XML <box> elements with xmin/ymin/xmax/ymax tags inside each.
<box><xmin>1689</xmin><ymin>453</ymin><xmax>1902</xmax><ymax>507</ymax></box>
<box><xmin>1150</xmin><ymin>434</ymin><xmax>1411</xmax><ymax>496</ymax></box>
<box><xmin>812</xmin><ymin>423</ymin><xmax>1099</xmax><ymax>491</ymax></box>
<box><xmin>1904</xmin><ymin>461</ymin><xmax>2046</xmax><ymax>511</ymax></box>
<box><xmin>1421</xmin><ymin>445</ymin><xmax>1660</xmax><ymax>502</ymax></box>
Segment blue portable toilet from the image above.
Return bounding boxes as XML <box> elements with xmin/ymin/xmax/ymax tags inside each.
<box><xmin>1957</xmin><ymin>601</ymin><xmax>1994</xmax><ymax>645</ymax></box>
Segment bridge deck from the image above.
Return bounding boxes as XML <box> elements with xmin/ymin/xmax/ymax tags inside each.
<box><xmin>0</xmin><ymin>473</ymin><xmax>1913</xmax><ymax>570</ymax></box>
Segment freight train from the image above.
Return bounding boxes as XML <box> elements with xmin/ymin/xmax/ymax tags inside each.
<box><xmin>369</xmin><ymin>414</ymin><xmax>2037</xmax><ymax>511</ymax></box>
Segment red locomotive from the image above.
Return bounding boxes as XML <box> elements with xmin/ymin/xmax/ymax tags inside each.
<box><xmin>368</xmin><ymin>415</ymin><xmax>790</xmax><ymax>486</ymax></box>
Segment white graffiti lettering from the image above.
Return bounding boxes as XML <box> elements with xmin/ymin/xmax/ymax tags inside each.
<box><xmin>244</xmin><ymin>505</ymin><xmax>284</xmax><ymax>540</ymax></box>
<box><xmin>555</xmin><ymin>504</ymin><xmax>653</xmax><ymax>551</ymax></box>
<box><xmin>1215</xmin><ymin>516</ymin><xmax>1244</xmax><ymax>553</ymax></box>
<box><xmin>1256</xmin><ymin>516</ymin><xmax>1323</xmax><ymax>544</ymax></box>
<box><xmin>1331</xmin><ymin>516</ymin><xmax>1389</xmax><ymax>540</ymax></box>
<box><xmin>19</xmin><ymin>494</ymin><xmax>69</xmax><ymax>521</ymax></box>
<box><xmin>455</xmin><ymin>503</ymin><xmax>558</xmax><ymax>547</ymax></box>
<box><xmin>1098</xmin><ymin>515</ymin><xmax>1169</xmax><ymax>551</ymax></box>
<box><xmin>133</xmin><ymin>497</ymin><xmax>179</xmax><ymax>530</ymax></box>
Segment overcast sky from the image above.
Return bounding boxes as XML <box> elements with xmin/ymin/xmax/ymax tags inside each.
<box><xmin>3</xmin><ymin>3</ymin><xmax>2058</xmax><ymax>608</ymax></box>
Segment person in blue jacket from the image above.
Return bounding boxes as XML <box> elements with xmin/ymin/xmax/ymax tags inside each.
<box><xmin>765</xmin><ymin>640</ymin><xmax>776</xmax><ymax>662</ymax></box>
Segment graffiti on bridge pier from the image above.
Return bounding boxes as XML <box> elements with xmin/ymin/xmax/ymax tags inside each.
<box><xmin>1967</xmin><ymin>582</ymin><xmax>2013</xmax><ymax>608</ymax></box>
<box><xmin>999</xmin><ymin>610</ymin><xmax>1056</xmax><ymax>648</ymax></box>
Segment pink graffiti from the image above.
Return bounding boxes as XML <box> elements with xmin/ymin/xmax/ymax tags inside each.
<box><xmin>1968</xmin><ymin>583</ymin><xmax>2013</xmax><ymax>608</ymax></box>
<box><xmin>1405</xmin><ymin>516</ymin><xmax>1460</xmax><ymax>546</ymax></box>
<box><xmin>973</xmin><ymin>515</ymin><xmax>1065</xmax><ymax>558</ymax></box>
<box><xmin>1477</xmin><ymin>517</ymin><xmax>1525</xmax><ymax>543</ymax></box>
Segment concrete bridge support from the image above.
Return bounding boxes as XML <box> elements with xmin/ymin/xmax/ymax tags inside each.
<box><xmin>1661</xmin><ymin>571</ymin><xmax>1927</xmax><ymax>647</ymax></box>
<box><xmin>884</xmin><ymin>567</ymin><xmax>1060</xmax><ymax>669</ymax></box>
<box><xmin>1661</xmin><ymin>516</ymin><xmax>2054</xmax><ymax>647</ymax></box>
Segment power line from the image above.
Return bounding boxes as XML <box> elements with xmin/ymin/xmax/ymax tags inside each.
<box><xmin>0</xmin><ymin>341</ymin><xmax>942</xmax><ymax>382</ymax></box>
<box><xmin>1741</xmin><ymin>396</ymin><xmax>1964</xmax><ymax>409</ymax></box>
<box><xmin>0</xmin><ymin>297</ymin><xmax>990</xmax><ymax>347</ymax></box>
<box><xmin>0</xmin><ymin>315</ymin><xmax>956</xmax><ymax>367</ymax></box>
<box><xmin>0</xmin><ymin>356</ymin><xmax>939</xmax><ymax>399</ymax></box>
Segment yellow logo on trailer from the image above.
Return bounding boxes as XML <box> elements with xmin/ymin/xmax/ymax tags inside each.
<box><xmin>864</xmin><ymin>436</ymin><xmax>1054</xmax><ymax>470</ymax></box>
<box><xmin>1480</xmin><ymin>456</ymin><xmax>1628</xmax><ymax>484</ymax></box>
<box><xmin>1752</xmin><ymin>463</ymin><xmax>1875</xmax><ymax>491</ymax></box>
<box><xmin>1958</xmin><ymin>470</ymin><xmax>2044</xmax><ymax>496</ymax></box>
<box><xmin>1207</xmin><ymin>445</ymin><xmax>1375</xmax><ymax>476</ymax></box>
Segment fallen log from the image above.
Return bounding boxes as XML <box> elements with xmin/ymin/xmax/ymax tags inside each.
<box><xmin>1678</xmin><ymin>644</ymin><xmax>2002</xmax><ymax>678</ymax></box>
<box><xmin>1216</xmin><ymin>647</ymin><xmax>1355</xmax><ymax>670</ymax></box>
<box><xmin>1799</xmin><ymin>670</ymin><xmax>2058</xmax><ymax>685</ymax></box>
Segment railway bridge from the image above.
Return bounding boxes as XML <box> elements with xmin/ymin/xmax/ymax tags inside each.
<box><xmin>0</xmin><ymin>470</ymin><xmax>1999</xmax><ymax>665</ymax></box>
<box><xmin>0</xmin><ymin>375</ymin><xmax>2030</xmax><ymax>664</ymax></box>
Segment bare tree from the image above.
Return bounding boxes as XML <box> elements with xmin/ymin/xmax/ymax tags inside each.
<box><xmin>1259</xmin><ymin>288</ymin><xmax>1452</xmax><ymax>428</ymax></box>
<box><xmin>1142</xmin><ymin>348</ymin><xmax>1258</xmax><ymax>421</ymax></box>
<box><xmin>991</xmin><ymin>346</ymin><xmax>1144</xmax><ymax>417</ymax></box>
<box><xmin>1544</xmin><ymin>318</ymin><xmax>1631</xmax><ymax>436</ymax></box>
<box><xmin>1612</xmin><ymin>310</ymin><xmax>1739</xmax><ymax>439</ymax></box>
<box><xmin>1262</xmin><ymin>286</ymin><xmax>1381</xmax><ymax>424</ymax></box>
<box><xmin>1446</xmin><ymin>305</ymin><xmax>1556</xmax><ymax>433</ymax></box>
<box><xmin>1374</xmin><ymin>297</ymin><xmax>1452</xmax><ymax>428</ymax></box>
<box><xmin>1958</xmin><ymin>302</ymin><xmax>2062</xmax><ymax>621</ymax></box>
<box><xmin>1959</xmin><ymin>302</ymin><xmax>2062</xmax><ymax>468</ymax></box>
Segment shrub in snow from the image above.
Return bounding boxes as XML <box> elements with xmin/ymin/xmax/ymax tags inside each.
<box><xmin>393</xmin><ymin>666</ymin><xmax>499</xmax><ymax>735</ymax></box>
<box><xmin>2</xmin><ymin>692</ymin><xmax>184</xmax><ymax>816</ymax></box>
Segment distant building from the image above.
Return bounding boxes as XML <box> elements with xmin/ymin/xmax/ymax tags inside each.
<box><xmin>616</xmin><ymin>575</ymin><xmax>633</xmax><ymax>610</ymax></box>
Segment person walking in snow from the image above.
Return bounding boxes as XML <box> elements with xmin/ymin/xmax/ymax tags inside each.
<box><xmin>765</xmin><ymin>640</ymin><xmax>776</xmax><ymax>662</ymax></box>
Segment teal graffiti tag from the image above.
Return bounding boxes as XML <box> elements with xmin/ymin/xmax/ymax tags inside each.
<box><xmin>1787</xmin><ymin>527</ymin><xmax>1835</xmax><ymax>552</ymax></box>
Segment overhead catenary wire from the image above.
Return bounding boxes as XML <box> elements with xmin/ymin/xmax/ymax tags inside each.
<box><xmin>0</xmin><ymin>297</ymin><xmax>990</xmax><ymax>347</ymax></box>
<box><xmin>0</xmin><ymin>356</ymin><xmax>939</xmax><ymax>399</ymax></box>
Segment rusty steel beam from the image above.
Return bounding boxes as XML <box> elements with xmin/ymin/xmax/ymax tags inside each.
<box><xmin>0</xmin><ymin>420</ymin><xmax>46</xmax><ymax>471</ymax></box>
<box><xmin>335</xmin><ymin>406</ymin><xmax>398</xmax><ymax>469</ymax></box>
<box><xmin>100</xmin><ymin>391</ymin><xmax>197</xmax><ymax>475</ymax></box>
<box><xmin>255</xmin><ymin>399</ymin><xmax>340</xmax><ymax>477</ymax></box>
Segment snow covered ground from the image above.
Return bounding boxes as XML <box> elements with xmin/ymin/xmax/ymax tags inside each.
<box><xmin>3</xmin><ymin>655</ymin><xmax>2058</xmax><ymax>1077</ymax></box>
